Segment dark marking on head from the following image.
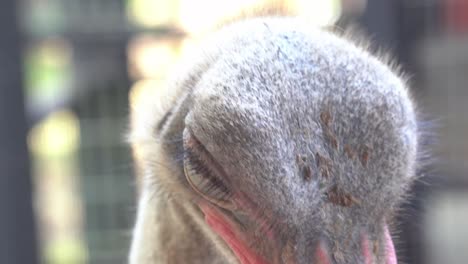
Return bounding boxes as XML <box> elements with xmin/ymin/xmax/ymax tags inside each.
<box><xmin>373</xmin><ymin>240</ymin><xmax>379</xmax><ymax>256</ymax></box>
<box><xmin>320</xmin><ymin>109</ymin><xmax>332</xmax><ymax>128</ymax></box>
<box><xmin>296</xmin><ymin>154</ymin><xmax>307</xmax><ymax>164</ymax></box>
<box><xmin>360</xmin><ymin>145</ymin><xmax>371</xmax><ymax>167</ymax></box>
<box><xmin>324</xmin><ymin>129</ymin><xmax>339</xmax><ymax>150</ymax></box>
<box><xmin>303</xmin><ymin>165</ymin><xmax>312</xmax><ymax>181</ymax></box>
<box><xmin>327</xmin><ymin>185</ymin><xmax>361</xmax><ymax>207</ymax></box>
<box><xmin>343</xmin><ymin>144</ymin><xmax>356</xmax><ymax>160</ymax></box>
<box><xmin>296</xmin><ymin>154</ymin><xmax>313</xmax><ymax>181</ymax></box>
<box><xmin>316</xmin><ymin>152</ymin><xmax>332</xmax><ymax>178</ymax></box>
<box><xmin>320</xmin><ymin>108</ymin><xmax>339</xmax><ymax>150</ymax></box>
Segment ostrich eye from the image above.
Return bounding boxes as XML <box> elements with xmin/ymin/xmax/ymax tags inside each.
<box><xmin>184</xmin><ymin>155</ymin><xmax>230</xmax><ymax>202</ymax></box>
<box><xmin>183</xmin><ymin>131</ymin><xmax>234</xmax><ymax>209</ymax></box>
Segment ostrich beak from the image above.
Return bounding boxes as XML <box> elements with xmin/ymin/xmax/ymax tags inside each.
<box><xmin>200</xmin><ymin>204</ymin><xmax>399</xmax><ymax>264</ymax></box>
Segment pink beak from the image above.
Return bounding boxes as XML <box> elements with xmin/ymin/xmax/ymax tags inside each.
<box><xmin>201</xmin><ymin>204</ymin><xmax>398</xmax><ymax>264</ymax></box>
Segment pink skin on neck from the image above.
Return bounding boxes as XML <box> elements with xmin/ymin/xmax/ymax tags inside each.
<box><xmin>201</xmin><ymin>203</ymin><xmax>398</xmax><ymax>264</ymax></box>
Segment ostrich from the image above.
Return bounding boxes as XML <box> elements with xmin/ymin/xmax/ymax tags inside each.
<box><xmin>128</xmin><ymin>14</ymin><xmax>420</xmax><ymax>264</ymax></box>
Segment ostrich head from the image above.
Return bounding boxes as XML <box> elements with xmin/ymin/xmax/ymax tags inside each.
<box><xmin>129</xmin><ymin>17</ymin><xmax>419</xmax><ymax>264</ymax></box>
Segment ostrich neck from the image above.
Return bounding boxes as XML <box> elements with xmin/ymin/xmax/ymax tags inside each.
<box><xmin>130</xmin><ymin>190</ymin><xmax>237</xmax><ymax>264</ymax></box>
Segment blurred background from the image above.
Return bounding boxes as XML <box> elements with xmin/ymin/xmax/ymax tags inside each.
<box><xmin>1</xmin><ymin>0</ymin><xmax>468</xmax><ymax>263</ymax></box>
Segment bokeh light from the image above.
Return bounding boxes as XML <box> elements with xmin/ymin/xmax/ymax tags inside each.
<box><xmin>28</xmin><ymin>110</ymin><xmax>87</xmax><ymax>264</ymax></box>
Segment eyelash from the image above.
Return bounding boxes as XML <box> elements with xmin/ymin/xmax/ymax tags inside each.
<box><xmin>184</xmin><ymin>148</ymin><xmax>232</xmax><ymax>201</ymax></box>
